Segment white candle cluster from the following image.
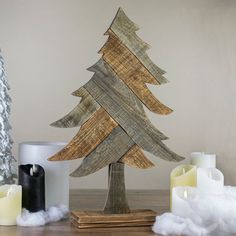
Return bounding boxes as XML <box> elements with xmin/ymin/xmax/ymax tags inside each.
<box><xmin>153</xmin><ymin>152</ymin><xmax>236</xmax><ymax>235</ymax></box>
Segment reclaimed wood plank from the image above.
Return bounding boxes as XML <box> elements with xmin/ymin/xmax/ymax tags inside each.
<box><xmin>108</xmin><ymin>8</ymin><xmax>168</xmax><ymax>84</ymax></box>
<box><xmin>84</xmin><ymin>60</ymin><xmax>184</xmax><ymax>162</ymax></box>
<box><xmin>119</xmin><ymin>144</ymin><xmax>154</xmax><ymax>169</ymax></box>
<box><xmin>51</xmin><ymin>87</ymin><xmax>100</xmax><ymax>128</ymax></box>
<box><xmin>86</xmin><ymin>59</ymin><xmax>146</xmax><ymax>116</ymax></box>
<box><xmin>70</xmin><ymin>126</ymin><xmax>135</xmax><ymax>177</ymax></box>
<box><xmin>100</xmin><ymin>30</ymin><xmax>172</xmax><ymax>115</ymax></box>
<box><xmin>100</xmin><ymin>30</ymin><xmax>159</xmax><ymax>85</ymax></box>
<box><xmin>71</xmin><ymin>209</ymin><xmax>156</xmax><ymax>223</ymax></box>
<box><xmin>104</xmin><ymin>163</ymin><xmax>130</xmax><ymax>214</ymax></box>
<box><xmin>85</xmin><ymin>59</ymin><xmax>167</xmax><ymax>141</ymax></box>
<box><xmin>71</xmin><ymin>218</ymin><xmax>155</xmax><ymax>229</ymax></box>
<box><xmin>70</xmin><ymin>209</ymin><xmax>156</xmax><ymax>228</ymax></box>
<box><xmin>48</xmin><ymin>108</ymin><xmax>118</xmax><ymax>161</ymax></box>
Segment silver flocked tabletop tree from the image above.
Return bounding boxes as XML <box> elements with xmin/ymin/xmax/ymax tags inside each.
<box><xmin>0</xmin><ymin>51</ymin><xmax>16</xmax><ymax>185</ymax></box>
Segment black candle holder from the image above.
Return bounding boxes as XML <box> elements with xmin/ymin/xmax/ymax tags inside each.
<box><xmin>18</xmin><ymin>164</ymin><xmax>45</xmax><ymax>212</ymax></box>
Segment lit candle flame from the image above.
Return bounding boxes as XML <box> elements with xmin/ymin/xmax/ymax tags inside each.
<box><xmin>30</xmin><ymin>167</ymin><xmax>34</xmax><ymax>176</ymax></box>
<box><xmin>183</xmin><ymin>168</ymin><xmax>186</xmax><ymax>174</ymax></box>
<box><xmin>183</xmin><ymin>189</ymin><xmax>188</xmax><ymax>199</ymax></box>
<box><xmin>30</xmin><ymin>164</ymin><xmax>37</xmax><ymax>176</ymax></box>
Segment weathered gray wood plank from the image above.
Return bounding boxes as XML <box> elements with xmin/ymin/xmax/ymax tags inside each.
<box><xmin>108</xmin><ymin>8</ymin><xmax>168</xmax><ymax>84</ymax></box>
<box><xmin>70</xmin><ymin>126</ymin><xmax>135</xmax><ymax>177</ymax></box>
<box><xmin>104</xmin><ymin>163</ymin><xmax>130</xmax><ymax>214</ymax></box>
<box><xmin>51</xmin><ymin>87</ymin><xmax>100</xmax><ymax>128</ymax></box>
<box><xmin>84</xmin><ymin>60</ymin><xmax>184</xmax><ymax>162</ymax></box>
<box><xmin>87</xmin><ymin>59</ymin><xmax>146</xmax><ymax>116</ymax></box>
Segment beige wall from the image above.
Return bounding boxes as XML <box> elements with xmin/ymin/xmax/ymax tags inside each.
<box><xmin>0</xmin><ymin>0</ymin><xmax>236</xmax><ymax>189</ymax></box>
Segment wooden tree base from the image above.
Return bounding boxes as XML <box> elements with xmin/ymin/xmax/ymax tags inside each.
<box><xmin>71</xmin><ymin>209</ymin><xmax>156</xmax><ymax>229</ymax></box>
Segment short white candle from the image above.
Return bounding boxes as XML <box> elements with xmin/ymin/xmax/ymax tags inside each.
<box><xmin>0</xmin><ymin>185</ymin><xmax>22</xmax><ymax>225</ymax></box>
<box><xmin>18</xmin><ymin>142</ymin><xmax>69</xmax><ymax>208</ymax></box>
<box><xmin>191</xmin><ymin>152</ymin><xmax>216</xmax><ymax>168</ymax></box>
<box><xmin>197</xmin><ymin>168</ymin><xmax>224</xmax><ymax>194</ymax></box>
<box><xmin>172</xmin><ymin>186</ymin><xmax>197</xmax><ymax>219</ymax></box>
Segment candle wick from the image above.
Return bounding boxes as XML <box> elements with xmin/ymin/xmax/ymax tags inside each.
<box><xmin>208</xmin><ymin>171</ymin><xmax>212</xmax><ymax>179</ymax></box>
<box><xmin>7</xmin><ymin>187</ymin><xmax>13</xmax><ymax>196</ymax></box>
<box><xmin>32</xmin><ymin>164</ymin><xmax>37</xmax><ymax>173</ymax></box>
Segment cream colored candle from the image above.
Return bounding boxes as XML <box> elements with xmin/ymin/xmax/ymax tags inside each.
<box><xmin>170</xmin><ymin>165</ymin><xmax>197</xmax><ymax>209</ymax></box>
<box><xmin>0</xmin><ymin>185</ymin><xmax>22</xmax><ymax>225</ymax></box>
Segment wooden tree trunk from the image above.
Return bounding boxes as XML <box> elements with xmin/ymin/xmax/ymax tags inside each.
<box><xmin>103</xmin><ymin>162</ymin><xmax>130</xmax><ymax>214</ymax></box>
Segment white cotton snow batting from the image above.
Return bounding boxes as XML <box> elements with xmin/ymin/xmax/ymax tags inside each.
<box><xmin>17</xmin><ymin>204</ymin><xmax>69</xmax><ymax>227</ymax></box>
<box><xmin>153</xmin><ymin>186</ymin><xmax>236</xmax><ymax>236</ymax></box>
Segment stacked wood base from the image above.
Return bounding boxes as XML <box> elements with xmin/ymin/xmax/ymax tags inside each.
<box><xmin>71</xmin><ymin>209</ymin><xmax>156</xmax><ymax>229</ymax></box>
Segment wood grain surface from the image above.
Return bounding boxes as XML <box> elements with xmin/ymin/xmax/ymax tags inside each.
<box><xmin>119</xmin><ymin>144</ymin><xmax>154</xmax><ymax>169</ymax></box>
<box><xmin>70</xmin><ymin>127</ymin><xmax>135</xmax><ymax>177</ymax></box>
<box><xmin>51</xmin><ymin>87</ymin><xmax>100</xmax><ymax>128</ymax></box>
<box><xmin>101</xmin><ymin>29</ymin><xmax>172</xmax><ymax>115</ymax></box>
<box><xmin>84</xmin><ymin>60</ymin><xmax>184</xmax><ymax>162</ymax></box>
<box><xmin>71</xmin><ymin>209</ymin><xmax>156</xmax><ymax>228</ymax></box>
<box><xmin>108</xmin><ymin>8</ymin><xmax>168</xmax><ymax>84</ymax></box>
<box><xmin>49</xmin><ymin>108</ymin><xmax>118</xmax><ymax>161</ymax></box>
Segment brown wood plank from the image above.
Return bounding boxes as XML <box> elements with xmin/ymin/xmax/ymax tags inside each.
<box><xmin>70</xmin><ymin>209</ymin><xmax>156</xmax><ymax>228</ymax></box>
<box><xmin>84</xmin><ymin>60</ymin><xmax>184</xmax><ymax>162</ymax></box>
<box><xmin>71</xmin><ymin>209</ymin><xmax>156</xmax><ymax>224</ymax></box>
<box><xmin>70</xmin><ymin>126</ymin><xmax>135</xmax><ymax>177</ymax></box>
<box><xmin>48</xmin><ymin>108</ymin><xmax>118</xmax><ymax>161</ymax></box>
<box><xmin>108</xmin><ymin>8</ymin><xmax>168</xmax><ymax>84</ymax></box>
<box><xmin>71</xmin><ymin>218</ymin><xmax>154</xmax><ymax>229</ymax></box>
<box><xmin>51</xmin><ymin>88</ymin><xmax>100</xmax><ymax>128</ymax></box>
<box><xmin>119</xmin><ymin>144</ymin><xmax>154</xmax><ymax>169</ymax></box>
<box><xmin>101</xmin><ymin>30</ymin><xmax>158</xmax><ymax>85</ymax></box>
<box><xmin>100</xmin><ymin>30</ymin><xmax>172</xmax><ymax>115</ymax></box>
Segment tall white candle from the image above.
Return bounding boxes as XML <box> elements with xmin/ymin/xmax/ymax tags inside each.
<box><xmin>197</xmin><ymin>168</ymin><xmax>224</xmax><ymax>194</ymax></box>
<box><xmin>18</xmin><ymin>142</ymin><xmax>69</xmax><ymax>208</ymax></box>
<box><xmin>0</xmin><ymin>185</ymin><xmax>22</xmax><ymax>225</ymax></box>
<box><xmin>191</xmin><ymin>152</ymin><xmax>216</xmax><ymax>168</ymax></box>
<box><xmin>172</xmin><ymin>186</ymin><xmax>197</xmax><ymax>219</ymax></box>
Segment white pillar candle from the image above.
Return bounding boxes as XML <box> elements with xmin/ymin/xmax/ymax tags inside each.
<box><xmin>191</xmin><ymin>152</ymin><xmax>216</xmax><ymax>168</ymax></box>
<box><xmin>18</xmin><ymin>142</ymin><xmax>69</xmax><ymax>208</ymax></box>
<box><xmin>0</xmin><ymin>185</ymin><xmax>22</xmax><ymax>225</ymax></box>
<box><xmin>172</xmin><ymin>186</ymin><xmax>197</xmax><ymax>219</ymax></box>
<box><xmin>197</xmin><ymin>168</ymin><xmax>224</xmax><ymax>194</ymax></box>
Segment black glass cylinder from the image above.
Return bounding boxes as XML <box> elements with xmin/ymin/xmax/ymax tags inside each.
<box><xmin>18</xmin><ymin>164</ymin><xmax>45</xmax><ymax>212</ymax></box>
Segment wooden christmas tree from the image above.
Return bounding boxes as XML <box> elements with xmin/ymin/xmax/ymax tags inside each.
<box><xmin>49</xmin><ymin>8</ymin><xmax>184</xmax><ymax>226</ymax></box>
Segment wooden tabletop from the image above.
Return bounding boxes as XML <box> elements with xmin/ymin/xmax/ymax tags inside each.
<box><xmin>0</xmin><ymin>189</ymin><xmax>169</xmax><ymax>236</ymax></box>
